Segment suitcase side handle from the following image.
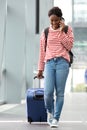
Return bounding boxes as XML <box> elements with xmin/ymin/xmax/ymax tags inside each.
<box><xmin>33</xmin><ymin>89</ymin><xmax>44</xmax><ymax>100</ymax></box>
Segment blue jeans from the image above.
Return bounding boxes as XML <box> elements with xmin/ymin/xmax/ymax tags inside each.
<box><xmin>44</xmin><ymin>57</ymin><xmax>69</xmax><ymax>121</ymax></box>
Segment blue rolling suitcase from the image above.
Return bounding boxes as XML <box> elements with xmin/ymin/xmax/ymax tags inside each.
<box><xmin>26</xmin><ymin>78</ymin><xmax>47</xmax><ymax>123</ymax></box>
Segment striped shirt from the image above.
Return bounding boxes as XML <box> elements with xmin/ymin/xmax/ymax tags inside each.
<box><xmin>38</xmin><ymin>26</ymin><xmax>74</xmax><ymax>71</ymax></box>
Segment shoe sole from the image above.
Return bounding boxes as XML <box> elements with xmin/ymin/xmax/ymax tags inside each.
<box><xmin>50</xmin><ymin>125</ymin><xmax>58</xmax><ymax>128</ymax></box>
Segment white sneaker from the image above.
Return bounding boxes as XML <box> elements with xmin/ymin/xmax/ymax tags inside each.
<box><xmin>50</xmin><ymin>118</ymin><xmax>58</xmax><ymax>128</ymax></box>
<box><xmin>47</xmin><ymin>112</ymin><xmax>53</xmax><ymax>125</ymax></box>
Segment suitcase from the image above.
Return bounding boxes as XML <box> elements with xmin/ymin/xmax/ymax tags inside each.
<box><xmin>26</xmin><ymin>77</ymin><xmax>47</xmax><ymax>123</ymax></box>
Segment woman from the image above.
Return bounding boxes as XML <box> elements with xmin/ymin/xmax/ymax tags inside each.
<box><xmin>37</xmin><ymin>6</ymin><xmax>74</xmax><ymax>128</ymax></box>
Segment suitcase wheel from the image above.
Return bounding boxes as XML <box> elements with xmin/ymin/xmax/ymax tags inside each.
<box><xmin>28</xmin><ymin>117</ymin><xmax>32</xmax><ymax>124</ymax></box>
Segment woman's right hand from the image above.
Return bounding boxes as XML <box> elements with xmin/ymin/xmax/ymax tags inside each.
<box><xmin>37</xmin><ymin>70</ymin><xmax>44</xmax><ymax>79</ymax></box>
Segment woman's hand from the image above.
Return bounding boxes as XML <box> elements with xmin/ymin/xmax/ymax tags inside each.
<box><xmin>59</xmin><ymin>19</ymin><xmax>66</xmax><ymax>32</ymax></box>
<box><xmin>37</xmin><ymin>70</ymin><xmax>44</xmax><ymax>79</ymax></box>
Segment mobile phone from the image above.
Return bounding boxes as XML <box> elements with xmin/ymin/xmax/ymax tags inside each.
<box><xmin>59</xmin><ymin>17</ymin><xmax>65</xmax><ymax>27</ymax></box>
<box><xmin>61</xmin><ymin>17</ymin><xmax>65</xmax><ymax>22</ymax></box>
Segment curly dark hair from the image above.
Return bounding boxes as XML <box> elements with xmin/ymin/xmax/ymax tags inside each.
<box><xmin>48</xmin><ymin>6</ymin><xmax>62</xmax><ymax>17</ymax></box>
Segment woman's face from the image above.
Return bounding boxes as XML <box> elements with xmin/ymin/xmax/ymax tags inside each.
<box><xmin>49</xmin><ymin>14</ymin><xmax>61</xmax><ymax>30</ymax></box>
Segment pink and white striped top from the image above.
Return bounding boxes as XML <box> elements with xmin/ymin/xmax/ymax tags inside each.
<box><xmin>38</xmin><ymin>26</ymin><xmax>74</xmax><ymax>71</ymax></box>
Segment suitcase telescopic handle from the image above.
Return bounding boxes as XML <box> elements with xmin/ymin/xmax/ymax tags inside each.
<box><xmin>33</xmin><ymin>76</ymin><xmax>44</xmax><ymax>88</ymax></box>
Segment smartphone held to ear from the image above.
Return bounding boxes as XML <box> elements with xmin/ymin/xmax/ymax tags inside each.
<box><xmin>59</xmin><ymin>17</ymin><xmax>65</xmax><ymax>28</ymax></box>
<box><xmin>61</xmin><ymin>17</ymin><xmax>65</xmax><ymax>21</ymax></box>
